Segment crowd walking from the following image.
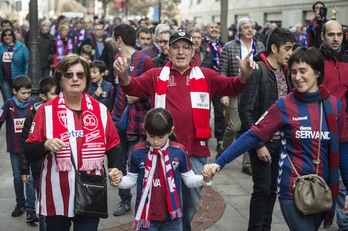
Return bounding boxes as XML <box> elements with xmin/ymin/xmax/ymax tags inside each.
<box><xmin>1</xmin><ymin>1</ymin><xmax>348</xmax><ymax>230</ymax></box>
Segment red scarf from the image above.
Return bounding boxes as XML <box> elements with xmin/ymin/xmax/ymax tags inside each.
<box><xmin>133</xmin><ymin>141</ymin><xmax>182</xmax><ymax>230</ymax></box>
<box><xmin>51</xmin><ymin>92</ymin><xmax>106</xmax><ymax>172</ymax></box>
<box><xmin>156</xmin><ymin>61</ymin><xmax>211</xmax><ymax>139</ymax></box>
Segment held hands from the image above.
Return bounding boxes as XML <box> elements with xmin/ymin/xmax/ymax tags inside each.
<box><xmin>108</xmin><ymin>168</ymin><xmax>123</xmax><ymax>187</ymax></box>
<box><xmin>202</xmin><ymin>163</ymin><xmax>221</xmax><ymax>182</ymax></box>
<box><xmin>237</xmin><ymin>49</ymin><xmax>259</xmax><ymax>84</ymax></box>
<box><xmin>44</xmin><ymin>138</ymin><xmax>67</xmax><ymax>152</ymax></box>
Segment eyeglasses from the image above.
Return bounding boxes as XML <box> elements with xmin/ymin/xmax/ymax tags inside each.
<box><xmin>63</xmin><ymin>71</ymin><xmax>86</xmax><ymax>79</ymax></box>
<box><xmin>158</xmin><ymin>40</ymin><xmax>169</xmax><ymax>45</ymax></box>
<box><xmin>4</xmin><ymin>33</ymin><xmax>12</xmax><ymax>37</ymax></box>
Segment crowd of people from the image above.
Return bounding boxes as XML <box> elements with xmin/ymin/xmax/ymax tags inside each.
<box><xmin>1</xmin><ymin>0</ymin><xmax>348</xmax><ymax>230</ymax></box>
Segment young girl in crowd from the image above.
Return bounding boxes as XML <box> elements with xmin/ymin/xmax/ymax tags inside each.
<box><xmin>111</xmin><ymin>108</ymin><xmax>212</xmax><ymax>231</ymax></box>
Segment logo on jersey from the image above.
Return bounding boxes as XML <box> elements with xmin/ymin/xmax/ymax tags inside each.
<box><xmin>14</xmin><ymin>118</ymin><xmax>25</xmax><ymax>133</ymax></box>
<box><xmin>57</xmin><ymin>110</ymin><xmax>68</xmax><ymax>128</ymax></box>
<box><xmin>82</xmin><ymin>111</ymin><xmax>98</xmax><ymax>131</ymax></box>
<box><xmin>295</xmin><ymin>126</ymin><xmax>330</xmax><ymax>139</ymax></box>
<box><xmin>172</xmin><ymin>157</ymin><xmax>180</xmax><ymax>170</ymax></box>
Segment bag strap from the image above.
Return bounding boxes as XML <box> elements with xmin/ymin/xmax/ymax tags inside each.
<box><xmin>70</xmin><ymin>149</ymin><xmax>106</xmax><ymax>176</ymax></box>
<box><xmin>286</xmin><ymin>102</ymin><xmax>323</xmax><ymax>179</ymax></box>
<box><xmin>257</xmin><ymin>61</ymin><xmax>268</xmax><ymax>90</ymax></box>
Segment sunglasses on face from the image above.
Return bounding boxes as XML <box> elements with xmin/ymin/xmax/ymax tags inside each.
<box><xmin>63</xmin><ymin>71</ymin><xmax>86</xmax><ymax>79</ymax></box>
<box><xmin>4</xmin><ymin>33</ymin><xmax>12</xmax><ymax>37</ymax></box>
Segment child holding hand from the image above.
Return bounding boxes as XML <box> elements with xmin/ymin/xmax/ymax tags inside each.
<box><xmin>109</xmin><ymin>108</ymin><xmax>212</xmax><ymax>231</ymax></box>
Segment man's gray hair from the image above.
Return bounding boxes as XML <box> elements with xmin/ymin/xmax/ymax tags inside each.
<box><xmin>237</xmin><ymin>18</ymin><xmax>255</xmax><ymax>32</ymax></box>
<box><xmin>41</xmin><ymin>19</ymin><xmax>52</xmax><ymax>27</ymax></box>
<box><xmin>155</xmin><ymin>23</ymin><xmax>171</xmax><ymax>36</ymax></box>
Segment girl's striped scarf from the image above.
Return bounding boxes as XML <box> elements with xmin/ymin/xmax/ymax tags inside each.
<box><xmin>133</xmin><ymin>141</ymin><xmax>182</xmax><ymax>230</ymax></box>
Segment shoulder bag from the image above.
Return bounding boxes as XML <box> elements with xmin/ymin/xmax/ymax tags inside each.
<box><xmin>287</xmin><ymin>103</ymin><xmax>332</xmax><ymax>215</ymax></box>
<box><xmin>71</xmin><ymin>153</ymin><xmax>108</xmax><ymax>218</ymax></box>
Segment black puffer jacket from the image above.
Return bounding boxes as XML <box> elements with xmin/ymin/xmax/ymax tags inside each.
<box><xmin>238</xmin><ymin>50</ymin><xmax>291</xmax><ymax>148</ymax></box>
<box><xmin>20</xmin><ymin>102</ymin><xmax>43</xmax><ymax>180</ymax></box>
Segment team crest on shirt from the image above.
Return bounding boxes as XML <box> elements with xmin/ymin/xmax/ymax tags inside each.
<box><xmin>82</xmin><ymin>111</ymin><xmax>98</xmax><ymax>131</ymax></box>
<box><xmin>200</xmin><ymin>94</ymin><xmax>207</xmax><ymax>103</ymax></box>
<box><xmin>172</xmin><ymin>157</ymin><xmax>180</xmax><ymax>170</ymax></box>
<box><xmin>57</xmin><ymin>110</ymin><xmax>68</xmax><ymax>128</ymax></box>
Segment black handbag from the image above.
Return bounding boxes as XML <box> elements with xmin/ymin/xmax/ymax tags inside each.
<box><xmin>71</xmin><ymin>153</ymin><xmax>108</xmax><ymax>218</ymax></box>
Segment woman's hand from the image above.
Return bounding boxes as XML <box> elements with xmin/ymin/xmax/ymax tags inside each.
<box><xmin>44</xmin><ymin>138</ymin><xmax>67</xmax><ymax>152</ymax></box>
<box><xmin>256</xmin><ymin>146</ymin><xmax>272</xmax><ymax>163</ymax></box>
<box><xmin>202</xmin><ymin>163</ymin><xmax>221</xmax><ymax>182</ymax></box>
<box><xmin>108</xmin><ymin>168</ymin><xmax>123</xmax><ymax>187</ymax></box>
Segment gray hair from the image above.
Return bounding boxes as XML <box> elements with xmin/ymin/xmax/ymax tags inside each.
<box><xmin>41</xmin><ymin>19</ymin><xmax>52</xmax><ymax>27</ymax></box>
<box><xmin>155</xmin><ymin>23</ymin><xmax>171</xmax><ymax>36</ymax></box>
<box><xmin>237</xmin><ymin>18</ymin><xmax>255</xmax><ymax>32</ymax></box>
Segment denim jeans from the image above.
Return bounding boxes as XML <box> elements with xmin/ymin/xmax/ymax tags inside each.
<box><xmin>0</xmin><ymin>79</ymin><xmax>14</xmax><ymax>103</ymax></box>
<box><xmin>248</xmin><ymin>140</ymin><xmax>280</xmax><ymax>231</ymax></box>
<box><xmin>139</xmin><ymin>218</ymin><xmax>182</xmax><ymax>231</ymax></box>
<box><xmin>336</xmin><ymin>174</ymin><xmax>348</xmax><ymax>230</ymax></box>
<box><xmin>117</xmin><ymin>129</ymin><xmax>145</xmax><ymax>203</ymax></box>
<box><xmin>10</xmin><ymin>152</ymin><xmax>36</xmax><ymax>212</ymax></box>
<box><xmin>45</xmin><ymin>215</ymin><xmax>100</xmax><ymax>231</ymax></box>
<box><xmin>279</xmin><ymin>199</ymin><xmax>324</xmax><ymax>231</ymax></box>
<box><xmin>182</xmin><ymin>156</ymin><xmax>207</xmax><ymax>231</ymax></box>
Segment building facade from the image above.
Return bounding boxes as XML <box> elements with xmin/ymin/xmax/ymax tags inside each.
<box><xmin>179</xmin><ymin>0</ymin><xmax>348</xmax><ymax>29</ymax></box>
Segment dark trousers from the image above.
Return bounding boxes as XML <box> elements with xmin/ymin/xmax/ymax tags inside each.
<box><xmin>212</xmin><ymin>95</ymin><xmax>225</xmax><ymax>141</ymax></box>
<box><xmin>45</xmin><ymin>215</ymin><xmax>99</xmax><ymax>231</ymax></box>
<box><xmin>248</xmin><ymin>139</ymin><xmax>281</xmax><ymax>231</ymax></box>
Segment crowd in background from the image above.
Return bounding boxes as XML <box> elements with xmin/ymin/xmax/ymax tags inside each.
<box><xmin>2</xmin><ymin>1</ymin><xmax>348</xmax><ymax>230</ymax></box>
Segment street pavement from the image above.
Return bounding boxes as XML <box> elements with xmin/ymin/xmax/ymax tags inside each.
<box><xmin>0</xmin><ymin>112</ymin><xmax>341</xmax><ymax>231</ymax></box>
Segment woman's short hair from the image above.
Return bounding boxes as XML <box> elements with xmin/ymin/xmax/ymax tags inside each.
<box><xmin>53</xmin><ymin>54</ymin><xmax>91</xmax><ymax>94</ymax></box>
<box><xmin>287</xmin><ymin>47</ymin><xmax>324</xmax><ymax>86</ymax></box>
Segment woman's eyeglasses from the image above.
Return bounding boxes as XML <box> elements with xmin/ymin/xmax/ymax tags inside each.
<box><xmin>63</xmin><ymin>71</ymin><xmax>85</xmax><ymax>79</ymax></box>
<box><xmin>4</xmin><ymin>33</ymin><xmax>12</xmax><ymax>37</ymax></box>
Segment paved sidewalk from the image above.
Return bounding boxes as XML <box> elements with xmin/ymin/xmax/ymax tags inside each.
<box><xmin>0</xmin><ymin>126</ymin><xmax>340</xmax><ymax>231</ymax></box>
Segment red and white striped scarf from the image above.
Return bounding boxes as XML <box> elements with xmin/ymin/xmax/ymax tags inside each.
<box><xmin>155</xmin><ymin>61</ymin><xmax>211</xmax><ymax>139</ymax></box>
<box><xmin>51</xmin><ymin>92</ymin><xmax>106</xmax><ymax>172</ymax></box>
<box><xmin>133</xmin><ymin>141</ymin><xmax>182</xmax><ymax>230</ymax></box>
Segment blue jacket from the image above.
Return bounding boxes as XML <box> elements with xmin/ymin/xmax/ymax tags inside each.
<box><xmin>0</xmin><ymin>41</ymin><xmax>29</xmax><ymax>83</ymax></box>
